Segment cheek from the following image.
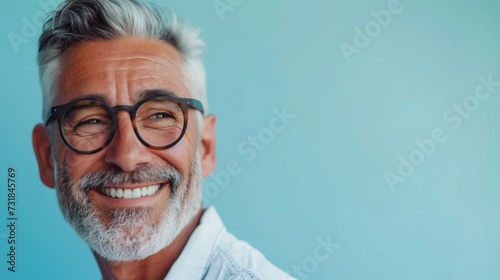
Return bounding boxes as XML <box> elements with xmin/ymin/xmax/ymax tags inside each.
<box><xmin>52</xmin><ymin>126</ymin><xmax>105</xmax><ymax>180</ymax></box>
<box><xmin>57</xmin><ymin>146</ymin><xmax>103</xmax><ymax>183</ymax></box>
<box><xmin>154</xmin><ymin>130</ymin><xmax>199</xmax><ymax>176</ymax></box>
<box><xmin>156</xmin><ymin>144</ymin><xmax>192</xmax><ymax>172</ymax></box>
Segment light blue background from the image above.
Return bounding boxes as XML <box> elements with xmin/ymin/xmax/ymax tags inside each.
<box><xmin>1</xmin><ymin>0</ymin><xmax>499</xmax><ymax>279</ymax></box>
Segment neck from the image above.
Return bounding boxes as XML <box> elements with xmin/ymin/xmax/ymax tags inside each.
<box><xmin>94</xmin><ymin>208</ymin><xmax>204</xmax><ymax>280</ymax></box>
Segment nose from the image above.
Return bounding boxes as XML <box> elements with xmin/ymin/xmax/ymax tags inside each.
<box><xmin>103</xmin><ymin>111</ymin><xmax>153</xmax><ymax>172</ymax></box>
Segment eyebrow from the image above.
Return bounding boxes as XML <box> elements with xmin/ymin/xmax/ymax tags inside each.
<box><xmin>66</xmin><ymin>89</ymin><xmax>180</xmax><ymax>104</ymax></box>
<box><xmin>67</xmin><ymin>93</ymin><xmax>107</xmax><ymax>103</ymax></box>
<box><xmin>139</xmin><ymin>89</ymin><xmax>179</xmax><ymax>100</ymax></box>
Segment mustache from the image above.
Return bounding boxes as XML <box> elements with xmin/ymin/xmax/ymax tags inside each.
<box><xmin>73</xmin><ymin>164</ymin><xmax>182</xmax><ymax>192</ymax></box>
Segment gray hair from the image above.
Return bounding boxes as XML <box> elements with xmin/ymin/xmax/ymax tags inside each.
<box><xmin>37</xmin><ymin>0</ymin><xmax>207</xmax><ymax>119</ymax></box>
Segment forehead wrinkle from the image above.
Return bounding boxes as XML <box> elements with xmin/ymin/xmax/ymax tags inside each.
<box><xmin>125</xmin><ymin>77</ymin><xmax>179</xmax><ymax>90</ymax></box>
<box><xmin>62</xmin><ymin>40</ymin><xmax>183</xmax><ymax>73</ymax></box>
<box><xmin>57</xmin><ymin>38</ymin><xmax>187</xmax><ymax>105</ymax></box>
<box><xmin>88</xmin><ymin>55</ymin><xmax>181</xmax><ymax>70</ymax></box>
<box><xmin>62</xmin><ymin>64</ymin><xmax>178</xmax><ymax>95</ymax></box>
<box><xmin>63</xmin><ymin>52</ymin><xmax>182</xmax><ymax>82</ymax></box>
<box><xmin>65</xmin><ymin>59</ymin><xmax>177</xmax><ymax>84</ymax></box>
<box><xmin>63</xmin><ymin>37</ymin><xmax>182</xmax><ymax>60</ymax></box>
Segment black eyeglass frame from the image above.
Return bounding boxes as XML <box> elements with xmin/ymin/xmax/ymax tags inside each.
<box><xmin>45</xmin><ymin>96</ymin><xmax>204</xmax><ymax>154</ymax></box>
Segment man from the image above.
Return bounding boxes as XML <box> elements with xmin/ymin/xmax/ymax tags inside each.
<box><xmin>32</xmin><ymin>0</ymin><xmax>292</xmax><ymax>279</ymax></box>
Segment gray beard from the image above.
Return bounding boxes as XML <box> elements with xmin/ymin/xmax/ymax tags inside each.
<box><xmin>54</xmin><ymin>157</ymin><xmax>202</xmax><ymax>262</ymax></box>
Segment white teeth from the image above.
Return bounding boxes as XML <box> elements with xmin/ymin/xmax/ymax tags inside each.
<box><xmin>101</xmin><ymin>184</ymin><xmax>161</xmax><ymax>199</ymax></box>
<box><xmin>116</xmin><ymin>188</ymin><xmax>123</xmax><ymax>198</ymax></box>
<box><xmin>132</xmin><ymin>188</ymin><xmax>141</xmax><ymax>198</ymax></box>
<box><xmin>123</xmin><ymin>189</ymin><xmax>132</xmax><ymax>199</ymax></box>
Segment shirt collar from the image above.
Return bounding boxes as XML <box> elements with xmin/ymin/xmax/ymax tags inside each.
<box><xmin>164</xmin><ymin>207</ymin><xmax>224</xmax><ymax>280</ymax></box>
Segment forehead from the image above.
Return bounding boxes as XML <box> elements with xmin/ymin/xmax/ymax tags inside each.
<box><xmin>56</xmin><ymin>37</ymin><xmax>187</xmax><ymax>105</ymax></box>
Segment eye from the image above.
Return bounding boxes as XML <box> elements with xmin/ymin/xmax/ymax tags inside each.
<box><xmin>81</xmin><ymin>119</ymin><xmax>101</xmax><ymax>125</ymax></box>
<box><xmin>77</xmin><ymin>118</ymin><xmax>104</xmax><ymax>126</ymax></box>
<box><xmin>149</xmin><ymin>112</ymin><xmax>174</xmax><ymax>120</ymax></box>
<box><xmin>73</xmin><ymin>117</ymin><xmax>111</xmax><ymax>134</ymax></box>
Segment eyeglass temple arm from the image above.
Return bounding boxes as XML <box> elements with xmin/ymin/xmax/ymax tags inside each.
<box><xmin>189</xmin><ymin>99</ymin><xmax>205</xmax><ymax>116</ymax></box>
<box><xmin>44</xmin><ymin>110</ymin><xmax>54</xmax><ymax>125</ymax></box>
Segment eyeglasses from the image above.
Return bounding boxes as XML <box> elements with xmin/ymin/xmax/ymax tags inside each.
<box><xmin>45</xmin><ymin>95</ymin><xmax>204</xmax><ymax>154</ymax></box>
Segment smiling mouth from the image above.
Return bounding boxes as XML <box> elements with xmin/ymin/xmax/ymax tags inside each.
<box><xmin>100</xmin><ymin>184</ymin><xmax>162</xmax><ymax>199</ymax></box>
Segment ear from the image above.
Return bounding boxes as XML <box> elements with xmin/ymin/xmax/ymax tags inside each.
<box><xmin>199</xmin><ymin>114</ymin><xmax>216</xmax><ymax>177</ymax></box>
<box><xmin>32</xmin><ymin>124</ymin><xmax>56</xmax><ymax>188</ymax></box>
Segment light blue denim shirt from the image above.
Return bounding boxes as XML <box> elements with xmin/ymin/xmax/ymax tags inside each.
<box><xmin>164</xmin><ymin>207</ymin><xmax>294</xmax><ymax>280</ymax></box>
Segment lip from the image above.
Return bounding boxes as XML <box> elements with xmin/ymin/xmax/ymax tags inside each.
<box><xmin>90</xmin><ymin>182</ymin><xmax>169</xmax><ymax>208</ymax></box>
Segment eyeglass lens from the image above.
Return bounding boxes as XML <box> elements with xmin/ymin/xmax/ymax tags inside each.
<box><xmin>61</xmin><ymin>98</ymin><xmax>185</xmax><ymax>152</ymax></box>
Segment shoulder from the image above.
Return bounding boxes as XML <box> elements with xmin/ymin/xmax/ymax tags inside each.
<box><xmin>166</xmin><ymin>207</ymin><xmax>294</xmax><ymax>280</ymax></box>
<box><xmin>204</xmin><ymin>220</ymin><xmax>293</xmax><ymax>280</ymax></box>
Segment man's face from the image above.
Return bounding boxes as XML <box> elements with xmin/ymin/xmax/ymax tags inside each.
<box><xmin>33</xmin><ymin>37</ymin><xmax>216</xmax><ymax>261</ymax></box>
